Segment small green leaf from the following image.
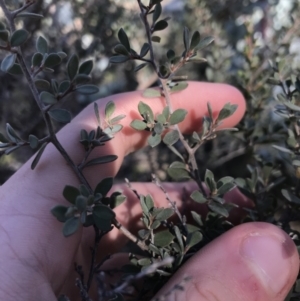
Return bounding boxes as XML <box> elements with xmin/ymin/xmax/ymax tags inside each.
<box><xmin>148</xmin><ymin>133</ymin><xmax>161</xmax><ymax>147</ymax></box>
<box><xmin>110</xmin><ymin>114</ymin><xmax>126</xmax><ymax>124</ymax></box>
<box><xmin>93</xmin><ymin>204</ymin><xmax>115</xmax><ymax>232</ymax></box>
<box><xmin>32</xmin><ymin>52</ymin><xmax>43</xmax><ymax>67</ymax></box>
<box><xmin>145</xmin><ymin>194</ymin><xmax>154</xmax><ymax>211</ymax></box>
<box><xmin>109</xmin><ymin>55</ymin><xmax>130</xmax><ymax>63</ymax></box>
<box><xmin>154</xmin><ymin>230</ymin><xmax>174</xmax><ymax>247</ymax></box>
<box><xmin>63</xmin><ymin>185</ymin><xmax>80</xmax><ymax>204</ymax></box>
<box><xmin>191</xmin><ymin>211</ymin><xmax>203</xmax><ymax>226</ymax></box>
<box><xmin>167</xmin><ymin>161</ymin><xmax>190</xmax><ymax>180</ymax></box>
<box><xmin>155</xmin><ymin>208</ymin><xmax>174</xmax><ymax>221</ymax></box>
<box><xmin>174</xmin><ymin>225</ymin><xmax>184</xmax><ymax>252</ymax></box>
<box><xmin>167</xmin><ymin>49</ymin><xmax>175</xmax><ymax>61</ymax></box>
<box><xmin>151</xmin><ymin>36</ymin><xmax>161</xmax><ymax>43</ymax></box>
<box><xmin>138</xmin><ymin>229</ymin><xmax>150</xmax><ymax>239</ymax></box>
<box><xmin>76</xmin><ymin>84</ymin><xmax>99</xmax><ymax>95</ymax></box>
<box><xmin>79</xmin><ymin>60</ymin><xmax>93</xmax><ymax>75</ymax></box>
<box><xmin>94</xmin><ymin>177</ymin><xmax>113</xmax><ymax>196</ymax></box>
<box><xmin>48</xmin><ymin>109</ymin><xmax>71</xmax><ymax>123</ymax></box>
<box><xmin>16</xmin><ymin>12</ymin><xmax>44</xmax><ymax>19</ymax></box>
<box><xmin>84</xmin><ymin>155</ymin><xmax>118</xmax><ymax>167</ymax></box>
<box><xmin>169</xmin><ymin>109</ymin><xmax>187</xmax><ymax>125</ymax></box>
<box><xmin>205</xmin><ymin>169</ymin><xmax>216</xmax><ymax>193</ymax></box>
<box><xmin>110</xmin><ymin>192</ymin><xmax>126</xmax><ymax>209</ymax></box>
<box><xmin>31</xmin><ymin>142</ymin><xmax>47</xmax><ymax>170</ymax></box>
<box><xmin>6</xmin><ymin>123</ymin><xmax>21</xmax><ymax>143</ymax></box>
<box><xmin>118</xmin><ymin>28</ymin><xmax>130</xmax><ymax>52</ymax></box>
<box><xmin>170</xmin><ymin>82</ymin><xmax>188</xmax><ymax>93</ymax></box>
<box><xmin>63</xmin><ymin>217</ymin><xmax>80</xmax><ymax>237</ymax></box>
<box><xmin>0</xmin><ymin>30</ymin><xmax>9</xmax><ymax>42</ymax></box>
<box><xmin>138</xmin><ymin>101</ymin><xmax>154</xmax><ymax>122</ymax></box>
<box><xmin>59</xmin><ymin>81</ymin><xmax>70</xmax><ymax>94</ymax></box>
<box><xmin>34</xmin><ymin>79</ymin><xmax>50</xmax><ymax>90</ymax></box>
<box><xmin>36</xmin><ymin>36</ymin><xmax>48</xmax><ymax>54</ymax></box>
<box><xmin>143</xmin><ymin>88</ymin><xmax>161</xmax><ymax>98</ymax></box>
<box><xmin>163</xmin><ymin>130</ymin><xmax>179</xmax><ymax>146</ymax></box>
<box><xmin>74</xmin><ymin>74</ymin><xmax>91</xmax><ymax>85</ymax></box>
<box><xmin>152</xmin><ymin>2</ymin><xmax>162</xmax><ymax>24</ymax></box>
<box><xmin>217</xmin><ymin>182</ymin><xmax>235</xmax><ymax>195</ymax></box>
<box><xmin>190</xmin><ymin>31</ymin><xmax>201</xmax><ymax>49</ymax></box>
<box><xmin>207</xmin><ymin>102</ymin><xmax>213</xmax><ymax>119</ymax></box>
<box><xmin>57</xmin><ymin>52</ymin><xmax>67</xmax><ymax>60</ymax></box>
<box><xmin>282</xmin><ymin>189</ymin><xmax>300</xmax><ymax>205</ymax></box>
<box><xmin>44</xmin><ymin>53</ymin><xmax>62</xmax><ymax>68</ymax></box>
<box><xmin>183</xmin><ymin>26</ymin><xmax>190</xmax><ymax>51</ymax></box>
<box><xmin>1</xmin><ymin>54</ymin><xmax>16</xmax><ymax>72</ymax></box>
<box><xmin>29</xmin><ymin>134</ymin><xmax>39</xmax><ymax>149</ymax></box>
<box><xmin>67</xmin><ymin>54</ymin><xmax>79</xmax><ymax>81</ymax></box>
<box><xmin>208</xmin><ymin>201</ymin><xmax>229</xmax><ymax>217</ymax></box>
<box><xmin>163</xmin><ymin>106</ymin><xmax>170</xmax><ymax>120</ymax></box>
<box><xmin>186</xmin><ymin>231</ymin><xmax>202</xmax><ymax>249</ymax></box>
<box><xmin>157</xmin><ymin>113</ymin><xmax>166</xmax><ymax>124</ymax></box>
<box><xmin>140</xmin><ymin>43</ymin><xmax>150</xmax><ymax>57</ymax></box>
<box><xmin>130</xmin><ymin>119</ymin><xmax>147</xmax><ymax>131</ymax></box>
<box><xmin>50</xmin><ymin>205</ymin><xmax>68</xmax><ymax>222</ymax></box>
<box><xmin>7</xmin><ymin>63</ymin><xmax>22</xmax><ymax>75</ymax></box>
<box><xmin>105</xmin><ymin>101</ymin><xmax>115</xmax><ymax>119</ymax></box>
<box><xmin>154</xmin><ymin>122</ymin><xmax>164</xmax><ymax>135</ymax></box>
<box><xmin>75</xmin><ymin>195</ymin><xmax>87</xmax><ymax>211</ymax></box>
<box><xmin>153</xmin><ymin>20</ymin><xmax>168</xmax><ymax>32</ymax></box>
<box><xmin>114</xmin><ymin>44</ymin><xmax>129</xmax><ymax>55</ymax></box>
<box><xmin>216</xmin><ymin>103</ymin><xmax>238</xmax><ymax>122</ymax></box>
<box><xmin>94</xmin><ymin>102</ymin><xmax>101</xmax><ymax>126</ymax></box>
<box><xmin>10</xmin><ymin>29</ymin><xmax>29</xmax><ymax>47</ymax></box>
<box><xmin>197</xmin><ymin>36</ymin><xmax>214</xmax><ymax>50</ymax></box>
<box><xmin>190</xmin><ymin>190</ymin><xmax>207</xmax><ymax>204</ymax></box>
<box><xmin>40</xmin><ymin>91</ymin><xmax>57</xmax><ymax>105</ymax></box>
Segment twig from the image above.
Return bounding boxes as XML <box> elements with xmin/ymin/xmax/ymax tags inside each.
<box><xmin>99</xmin><ymin>257</ymin><xmax>174</xmax><ymax>299</ymax></box>
<box><xmin>151</xmin><ymin>174</ymin><xmax>183</xmax><ymax>223</ymax></box>
<box><xmin>160</xmin><ymin>79</ymin><xmax>207</xmax><ymax>197</ymax></box>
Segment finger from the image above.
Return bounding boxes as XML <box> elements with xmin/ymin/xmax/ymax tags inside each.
<box><xmin>154</xmin><ymin>222</ymin><xmax>299</xmax><ymax>301</ymax></box>
<box><xmin>19</xmin><ymin>81</ymin><xmax>245</xmax><ymax>191</ymax></box>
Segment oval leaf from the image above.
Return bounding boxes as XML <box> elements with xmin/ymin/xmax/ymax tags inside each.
<box><xmin>79</xmin><ymin>60</ymin><xmax>93</xmax><ymax>75</ymax></box>
<box><xmin>163</xmin><ymin>130</ymin><xmax>179</xmax><ymax>146</ymax></box>
<box><xmin>76</xmin><ymin>84</ymin><xmax>99</xmax><ymax>95</ymax></box>
<box><xmin>130</xmin><ymin>119</ymin><xmax>147</xmax><ymax>131</ymax></box>
<box><xmin>118</xmin><ymin>28</ymin><xmax>130</xmax><ymax>52</ymax></box>
<box><xmin>84</xmin><ymin>155</ymin><xmax>118</xmax><ymax>167</ymax></box>
<box><xmin>40</xmin><ymin>91</ymin><xmax>57</xmax><ymax>105</ymax></box>
<box><xmin>31</xmin><ymin>142</ymin><xmax>47</xmax><ymax>170</ymax></box>
<box><xmin>169</xmin><ymin>109</ymin><xmax>187</xmax><ymax>125</ymax></box>
<box><xmin>62</xmin><ymin>217</ymin><xmax>80</xmax><ymax>237</ymax></box>
<box><xmin>93</xmin><ymin>204</ymin><xmax>116</xmax><ymax>232</ymax></box>
<box><xmin>44</xmin><ymin>53</ymin><xmax>62</xmax><ymax>68</ymax></box>
<box><xmin>67</xmin><ymin>54</ymin><xmax>79</xmax><ymax>81</ymax></box>
<box><xmin>10</xmin><ymin>29</ymin><xmax>29</xmax><ymax>47</ymax></box>
<box><xmin>154</xmin><ymin>230</ymin><xmax>174</xmax><ymax>247</ymax></box>
<box><xmin>48</xmin><ymin>109</ymin><xmax>72</xmax><ymax>123</ymax></box>
<box><xmin>36</xmin><ymin>36</ymin><xmax>48</xmax><ymax>54</ymax></box>
<box><xmin>1</xmin><ymin>53</ymin><xmax>16</xmax><ymax>72</ymax></box>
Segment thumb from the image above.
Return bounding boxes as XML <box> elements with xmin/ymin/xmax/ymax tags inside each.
<box><xmin>154</xmin><ymin>222</ymin><xmax>299</xmax><ymax>301</ymax></box>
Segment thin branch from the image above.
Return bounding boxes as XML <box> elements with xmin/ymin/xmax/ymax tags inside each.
<box><xmin>151</xmin><ymin>174</ymin><xmax>183</xmax><ymax>223</ymax></box>
<box><xmin>11</xmin><ymin>1</ymin><xmax>35</xmax><ymax>18</ymax></box>
<box><xmin>160</xmin><ymin>80</ymin><xmax>207</xmax><ymax>196</ymax></box>
<box><xmin>137</xmin><ymin>0</ymin><xmax>157</xmax><ymax>72</ymax></box>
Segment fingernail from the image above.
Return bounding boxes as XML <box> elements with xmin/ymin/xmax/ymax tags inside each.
<box><xmin>240</xmin><ymin>234</ymin><xmax>290</xmax><ymax>295</ymax></box>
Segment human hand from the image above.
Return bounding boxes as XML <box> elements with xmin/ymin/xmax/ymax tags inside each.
<box><xmin>0</xmin><ymin>82</ymin><xmax>298</xmax><ymax>301</ymax></box>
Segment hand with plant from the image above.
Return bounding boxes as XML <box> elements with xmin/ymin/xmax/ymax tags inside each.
<box><xmin>0</xmin><ymin>82</ymin><xmax>298</xmax><ymax>301</ymax></box>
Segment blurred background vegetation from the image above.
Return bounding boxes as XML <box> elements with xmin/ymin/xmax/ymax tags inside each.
<box><xmin>1</xmin><ymin>0</ymin><xmax>300</xmax><ymax>186</ymax></box>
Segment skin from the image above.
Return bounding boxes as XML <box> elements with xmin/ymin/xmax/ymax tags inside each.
<box><xmin>0</xmin><ymin>81</ymin><xmax>298</xmax><ymax>301</ymax></box>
